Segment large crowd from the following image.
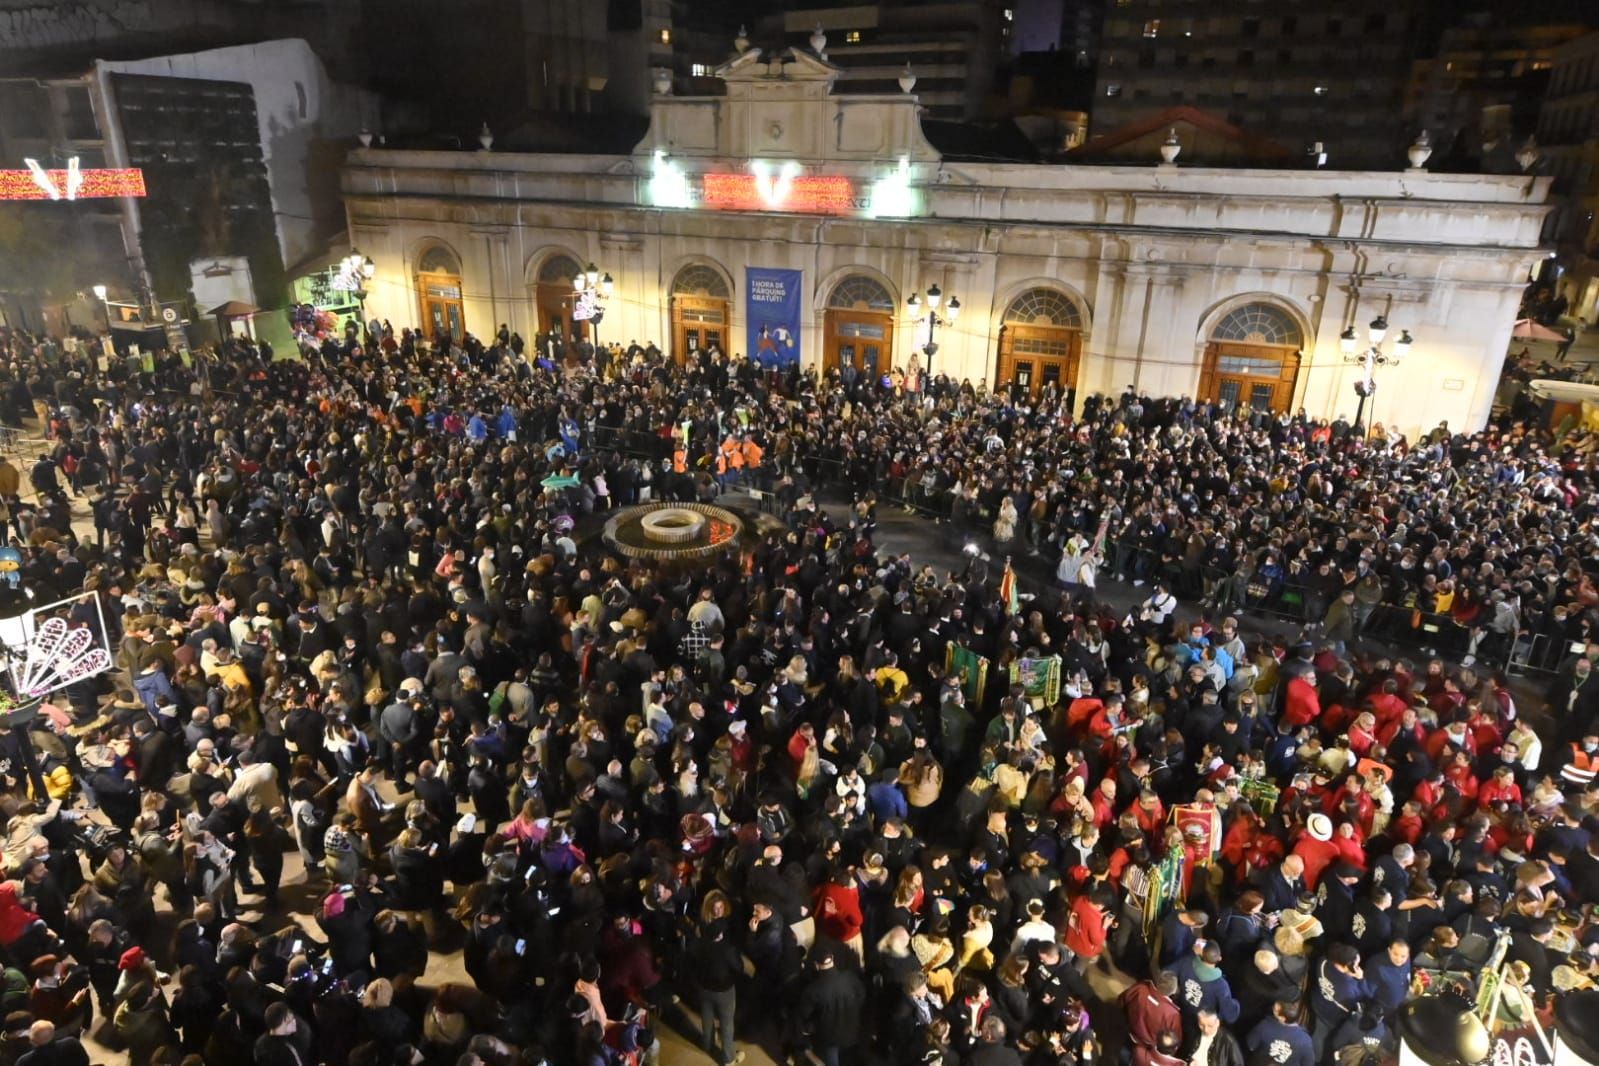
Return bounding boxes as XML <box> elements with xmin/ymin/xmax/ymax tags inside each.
<box><xmin>0</xmin><ymin>318</ymin><xmax>1591</xmax><ymax>1066</ymax></box>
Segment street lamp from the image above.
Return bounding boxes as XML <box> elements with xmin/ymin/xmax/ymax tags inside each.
<box><xmin>1339</xmin><ymin>313</ymin><xmax>1413</xmax><ymax>436</ymax></box>
<box><xmin>907</xmin><ymin>283</ymin><xmax>960</xmax><ymax>382</ymax></box>
<box><xmin>572</xmin><ymin>263</ymin><xmax>614</xmax><ymax>356</ymax></box>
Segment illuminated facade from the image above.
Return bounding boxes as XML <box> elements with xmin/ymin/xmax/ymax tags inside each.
<box><xmin>344</xmin><ymin>45</ymin><xmax>1554</xmax><ymax>435</ymax></box>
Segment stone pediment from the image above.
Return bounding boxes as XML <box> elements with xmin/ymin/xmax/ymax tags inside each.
<box><xmin>716</xmin><ymin>47</ymin><xmax>842</xmax><ymax>88</ymax></box>
<box><xmin>635</xmin><ymin>45</ymin><xmax>938</xmax><ymax>164</ymax></box>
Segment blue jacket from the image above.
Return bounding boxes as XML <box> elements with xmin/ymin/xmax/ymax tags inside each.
<box><xmin>133</xmin><ymin>669</ymin><xmax>178</xmax><ymax>715</ymax></box>
<box><xmin>1169</xmin><ymin>954</ymin><xmax>1240</xmax><ymax>1025</ymax></box>
<box><xmin>1309</xmin><ymin>959</ymin><xmax>1371</xmax><ymax>1025</ymax></box>
<box><xmin>866</xmin><ymin>781</ymin><xmax>908</xmax><ymax>823</ymax></box>
<box><xmin>1362</xmin><ymin>954</ymin><xmax>1410</xmax><ymax>1014</ymax></box>
<box><xmin>1245</xmin><ymin>1017</ymin><xmax>1315</xmax><ymax>1066</ymax></box>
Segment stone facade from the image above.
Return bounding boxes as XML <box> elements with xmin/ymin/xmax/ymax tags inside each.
<box><xmin>343</xmin><ymin>46</ymin><xmax>1553</xmax><ymax>436</ymax></box>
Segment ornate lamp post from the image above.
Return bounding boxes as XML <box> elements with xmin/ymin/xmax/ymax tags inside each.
<box><xmin>1340</xmin><ymin>313</ymin><xmax>1413</xmax><ymax>435</ymax></box>
<box><xmin>907</xmin><ymin>283</ymin><xmax>960</xmax><ymax>382</ymax></box>
<box><xmin>572</xmin><ymin>262</ymin><xmax>615</xmax><ymax>356</ymax></box>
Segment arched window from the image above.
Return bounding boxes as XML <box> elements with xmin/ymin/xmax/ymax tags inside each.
<box><xmin>1211</xmin><ymin>302</ymin><xmax>1302</xmax><ymax>346</ymax></box>
<box><xmin>828</xmin><ymin>275</ymin><xmax>894</xmax><ymax>312</ymax></box>
<box><xmin>1002</xmin><ymin>288</ymin><xmax>1084</xmax><ymax>329</ymax></box>
<box><xmin>537</xmin><ymin>254</ymin><xmax>582</xmax><ymax>285</ymax></box>
<box><xmin>417</xmin><ymin>245</ymin><xmax>461</xmax><ymax>274</ymax></box>
<box><xmin>672</xmin><ymin>264</ymin><xmax>731</xmax><ymax>299</ymax></box>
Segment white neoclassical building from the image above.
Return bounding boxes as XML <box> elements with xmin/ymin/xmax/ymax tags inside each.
<box><xmin>341</xmin><ymin>44</ymin><xmax>1554</xmax><ymax>435</ymax></box>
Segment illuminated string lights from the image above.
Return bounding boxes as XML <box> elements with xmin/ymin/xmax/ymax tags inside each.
<box><xmin>0</xmin><ymin>166</ymin><xmax>146</xmax><ymax>201</ymax></box>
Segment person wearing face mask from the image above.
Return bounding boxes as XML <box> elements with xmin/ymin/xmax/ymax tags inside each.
<box><xmin>1554</xmin><ymin>731</ymin><xmax>1599</xmax><ymax>790</ymax></box>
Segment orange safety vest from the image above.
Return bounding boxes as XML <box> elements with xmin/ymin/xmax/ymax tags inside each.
<box><xmin>741</xmin><ymin>440</ymin><xmax>763</xmax><ymax>469</ymax></box>
<box><xmin>1562</xmin><ymin>743</ymin><xmax>1598</xmax><ymax>786</ymax></box>
<box><xmin>715</xmin><ymin>451</ymin><xmax>727</xmax><ymax>475</ymax></box>
<box><xmin>723</xmin><ymin>439</ymin><xmax>744</xmax><ymax>469</ymax></box>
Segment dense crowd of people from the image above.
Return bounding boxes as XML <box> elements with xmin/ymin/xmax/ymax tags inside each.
<box><xmin>0</xmin><ymin>318</ymin><xmax>1591</xmax><ymax>1066</ymax></box>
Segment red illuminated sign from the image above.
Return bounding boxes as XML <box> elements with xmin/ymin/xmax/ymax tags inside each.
<box><xmin>701</xmin><ymin>172</ymin><xmax>857</xmax><ymax>215</ymax></box>
<box><xmin>0</xmin><ymin>168</ymin><xmax>146</xmax><ymax>201</ymax></box>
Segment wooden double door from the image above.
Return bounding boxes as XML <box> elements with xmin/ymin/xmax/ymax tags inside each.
<box><xmin>1198</xmin><ymin>342</ymin><xmax>1301</xmax><ymax>413</ymax></box>
<box><xmin>418</xmin><ymin>271</ymin><xmax>465</xmax><ymax>342</ymax></box>
<box><xmin>998</xmin><ymin>324</ymin><xmax>1081</xmax><ymax>400</ymax></box>
<box><xmin>536</xmin><ymin>283</ymin><xmax>589</xmax><ymax>343</ymax></box>
<box><xmin>824</xmin><ymin>310</ymin><xmax>893</xmax><ymax>376</ymax></box>
<box><xmin>672</xmin><ymin>296</ymin><xmax>729</xmax><ymax>363</ymax></box>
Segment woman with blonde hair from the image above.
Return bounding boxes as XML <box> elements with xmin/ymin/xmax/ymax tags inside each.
<box><xmin>957</xmin><ymin>904</ymin><xmax>994</xmax><ymax>972</ymax></box>
<box><xmin>911</xmin><ymin>914</ymin><xmax>957</xmax><ymax>1001</ymax></box>
<box><xmin>900</xmin><ymin>749</ymin><xmax>943</xmax><ymax>835</ymax></box>
<box><xmin>699</xmin><ymin>889</ymin><xmax>733</xmax><ymax>928</ymax></box>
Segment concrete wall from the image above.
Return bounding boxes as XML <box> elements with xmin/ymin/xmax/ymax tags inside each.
<box><xmin>99</xmin><ymin>38</ymin><xmax>375</xmax><ymax>272</ymax></box>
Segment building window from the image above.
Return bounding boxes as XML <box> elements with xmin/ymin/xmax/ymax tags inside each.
<box><xmin>845</xmin><ymin>30</ymin><xmax>861</xmax><ymax>43</ymax></box>
<box><xmin>1241</xmin><ymin>17</ymin><xmax>1260</xmax><ymax>37</ymax></box>
<box><xmin>1238</xmin><ymin>49</ymin><xmax>1253</xmax><ymax>68</ymax></box>
<box><xmin>1139</xmin><ymin>49</ymin><xmax>1156</xmax><ymax>68</ymax></box>
<box><xmin>1326</xmin><ymin>18</ymin><xmax>1340</xmax><ymax>35</ymax></box>
<box><xmin>1364</xmin><ymin>12</ymin><xmax>1385</xmax><ymax>31</ymax></box>
<box><xmin>1313</xmin><ymin>85</ymin><xmax>1329</xmax><ymax>95</ymax></box>
<box><xmin>659</xmin><ymin>28</ymin><xmax>671</xmax><ymax>44</ymax></box>
<box><xmin>1105</xmin><ymin>83</ymin><xmax>1122</xmax><ymax>97</ymax></box>
<box><xmin>690</xmin><ymin>62</ymin><xmax>711</xmax><ymax>77</ymax></box>
<box><xmin>1174</xmin><ymin>53</ymin><xmax>1189</xmax><ymax>68</ymax></box>
<box><xmin>1281</xmin><ymin>16</ymin><xmax>1297</xmax><ymax>34</ymax></box>
<box><xmin>1143</xmin><ymin>19</ymin><xmax>1159</xmax><ymax>37</ymax></box>
<box><xmin>1004</xmin><ymin>8</ymin><xmax>1014</xmax><ymax>20</ymax></box>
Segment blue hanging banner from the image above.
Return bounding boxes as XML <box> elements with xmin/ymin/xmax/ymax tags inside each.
<box><xmin>746</xmin><ymin>267</ymin><xmax>802</xmax><ymax>368</ymax></box>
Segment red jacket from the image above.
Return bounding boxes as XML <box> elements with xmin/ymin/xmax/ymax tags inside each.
<box><xmin>1369</xmin><ymin>692</ymin><xmax>1409</xmax><ymax>730</ymax></box>
<box><xmin>813</xmin><ymin>882</ymin><xmax>864</xmax><ymax>942</ymax></box>
<box><xmin>1064</xmin><ymin>894</ymin><xmax>1108</xmax><ymax>960</ymax></box>
<box><xmin>1282</xmin><ymin>677</ymin><xmax>1321</xmax><ymax>728</ymax></box>
<box><xmin>1291</xmin><ymin>834</ymin><xmax>1341</xmax><ymax>889</ymax></box>
<box><xmin>1121</xmin><ymin>980</ymin><xmax>1182</xmax><ymax>1051</ymax></box>
<box><xmin>1477</xmin><ymin>778</ymin><xmax>1522</xmax><ymax>810</ymax></box>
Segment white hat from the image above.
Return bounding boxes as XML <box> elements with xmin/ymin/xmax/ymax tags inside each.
<box><xmin>1306</xmin><ymin>813</ymin><xmax>1333</xmax><ymax>842</ymax></box>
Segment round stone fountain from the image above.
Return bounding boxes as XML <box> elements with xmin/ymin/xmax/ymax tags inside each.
<box><xmin>602</xmin><ymin>502</ymin><xmax>745</xmax><ymax>561</ymax></box>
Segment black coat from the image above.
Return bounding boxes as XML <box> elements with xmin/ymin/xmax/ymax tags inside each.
<box><xmin>798</xmin><ymin>966</ymin><xmax>866</xmax><ymax>1048</ymax></box>
<box><xmin>967</xmin><ymin>1044</ymin><xmax>1025</xmax><ymax>1066</ymax></box>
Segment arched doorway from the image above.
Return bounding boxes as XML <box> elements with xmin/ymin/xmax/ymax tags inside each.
<box><xmin>670</xmin><ymin>264</ymin><xmax>732</xmax><ymax>364</ymax></box>
<box><xmin>824</xmin><ymin>275</ymin><xmax>895</xmax><ymax>376</ymax></box>
<box><xmin>1197</xmin><ymin>301</ymin><xmax>1304</xmax><ymax>413</ymax></box>
<box><xmin>996</xmin><ymin>288</ymin><xmax>1085</xmax><ymax>402</ymax></box>
<box><xmin>534</xmin><ymin>253</ymin><xmax>583</xmax><ymax>342</ymax></box>
<box><xmin>416</xmin><ymin>245</ymin><xmax>464</xmax><ymax>342</ymax></box>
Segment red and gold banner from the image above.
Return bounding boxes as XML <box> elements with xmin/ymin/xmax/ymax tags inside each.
<box><xmin>0</xmin><ymin>168</ymin><xmax>146</xmax><ymax>200</ymax></box>
<box><xmin>702</xmin><ymin>172</ymin><xmax>855</xmax><ymax>214</ymax></box>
